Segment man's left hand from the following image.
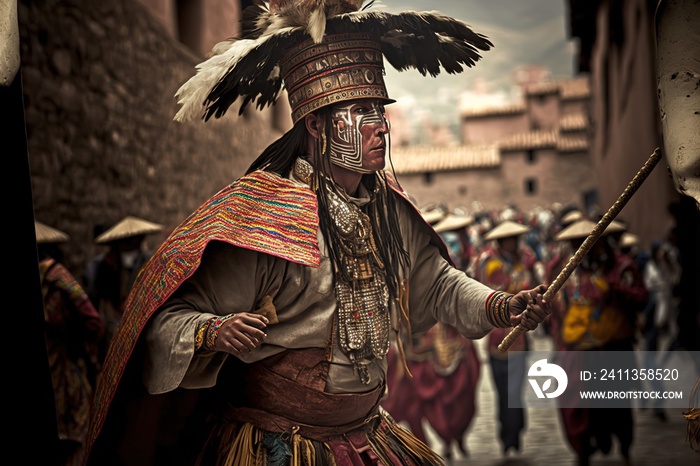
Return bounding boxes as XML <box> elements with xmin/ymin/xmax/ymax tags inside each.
<box><xmin>509</xmin><ymin>284</ymin><xmax>551</xmax><ymax>330</ymax></box>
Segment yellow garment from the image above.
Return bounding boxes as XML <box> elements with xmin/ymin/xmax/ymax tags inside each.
<box><xmin>562</xmin><ymin>275</ymin><xmax>628</xmax><ymax>346</ymax></box>
<box><xmin>484</xmin><ymin>259</ymin><xmax>503</xmax><ymax>281</ymax></box>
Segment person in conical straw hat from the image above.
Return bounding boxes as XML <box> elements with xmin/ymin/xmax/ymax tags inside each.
<box><xmin>548</xmin><ymin>218</ymin><xmax>647</xmax><ymax>466</ymax></box>
<box><xmin>476</xmin><ymin>219</ymin><xmax>539</xmax><ymax>456</ymax></box>
<box><xmin>560</xmin><ymin>209</ymin><xmax>584</xmax><ymax>227</ymax></box>
<box><xmin>432</xmin><ymin>212</ymin><xmax>474</xmax><ymax>272</ymax></box>
<box><xmin>35</xmin><ymin>221</ymin><xmax>105</xmax><ymax>466</ymax></box>
<box><xmin>84</xmin><ymin>3</ymin><xmax>553</xmax><ymax>465</ymax></box>
<box><xmin>35</xmin><ymin>220</ymin><xmax>70</xmax><ymax>245</ymax></box>
<box><xmin>88</xmin><ymin>216</ymin><xmax>164</xmax><ymax>351</ymax></box>
<box><xmin>419</xmin><ymin>204</ymin><xmax>447</xmax><ymax>227</ymax></box>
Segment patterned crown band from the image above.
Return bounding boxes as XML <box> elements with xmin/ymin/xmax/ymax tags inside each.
<box><xmin>280</xmin><ymin>33</ymin><xmax>393</xmax><ymax>123</ymax></box>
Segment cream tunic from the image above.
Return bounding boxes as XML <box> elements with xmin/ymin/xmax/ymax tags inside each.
<box><xmin>143</xmin><ymin>179</ymin><xmax>495</xmax><ymax>396</ymax></box>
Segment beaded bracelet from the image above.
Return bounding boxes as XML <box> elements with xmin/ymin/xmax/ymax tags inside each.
<box><xmin>495</xmin><ymin>292</ymin><xmax>510</xmax><ymax>327</ymax></box>
<box><xmin>486</xmin><ymin>291</ymin><xmax>514</xmax><ymax>328</ymax></box>
<box><xmin>194</xmin><ymin>314</ymin><xmax>235</xmax><ymax>352</ymax></box>
<box><xmin>500</xmin><ymin>294</ymin><xmax>514</xmax><ymax>327</ymax></box>
<box><xmin>486</xmin><ymin>291</ymin><xmax>502</xmax><ymax>327</ymax></box>
<box><xmin>194</xmin><ymin>321</ymin><xmax>208</xmax><ymax>352</ymax></box>
<box><xmin>204</xmin><ymin>313</ymin><xmax>235</xmax><ymax>351</ymax></box>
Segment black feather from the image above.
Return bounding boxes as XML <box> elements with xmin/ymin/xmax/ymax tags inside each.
<box><xmin>240</xmin><ymin>0</ymin><xmax>270</xmax><ymax>39</ymax></box>
<box><xmin>199</xmin><ymin>9</ymin><xmax>492</xmax><ymax>120</ymax></box>
<box><xmin>361</xmin><ymin>0</ymin><xmax>376</xmax><ymax>11</ymax></box>
<box><xmin>203</xmin><ymin>29</ymin><xmax>305</xmax><ymax>120</ymax></box>
<box><xmin>327</xmin><ymin>11</ymin><xmax>492</xmax><ymax>76</ymax></box>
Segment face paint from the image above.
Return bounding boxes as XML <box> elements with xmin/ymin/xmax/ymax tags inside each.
<box><xmin>328</xmin><ymin>101</ymin><xmax>389</xmax><ymax>174</ymax></box>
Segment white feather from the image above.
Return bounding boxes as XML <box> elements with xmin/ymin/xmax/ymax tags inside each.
<box><xmin>307</xmin><ymin>8</ymin><xmax>327</xmax><ymax>43</ymax></box>
<box><xmin>173</xmin><ymin>25</ymin><xmax>299</xmax><ymax>122</ymax></box>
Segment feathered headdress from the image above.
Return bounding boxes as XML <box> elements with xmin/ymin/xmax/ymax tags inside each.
<box><xmin>174</xmin><ymin>0</ymin><xmax>493</xmax><ymax>124</ymax></box>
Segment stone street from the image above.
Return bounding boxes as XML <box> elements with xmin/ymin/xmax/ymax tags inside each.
<box><xmin>418</xmin><ymin>334</ymin><xmax>699</xmax><ymax>466</ymax></box>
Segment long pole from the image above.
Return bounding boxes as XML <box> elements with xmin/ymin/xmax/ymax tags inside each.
<box><xmin>498</xmin><ymin>148</ymin><xmax>663</xmax><ymax>353</ymax></box>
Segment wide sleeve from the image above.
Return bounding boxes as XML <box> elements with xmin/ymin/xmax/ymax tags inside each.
<box><xmin>397</xmin><ymin>201</ymin><xmax>495</xmax><ymax>338</ymax></box>
<box><xmin>142</xmin><ymin>241</ymin><xmax>270</xmax><ymax>394</ymax></box>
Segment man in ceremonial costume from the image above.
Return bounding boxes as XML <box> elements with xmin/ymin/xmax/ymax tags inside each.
<box><xmin>84</xmin><ymin>2</ymin><xmax>553</xmax><ymax>465</ymax></box>
<box><xmin>548</xmin><ymin>219</ymin><xmax>647</xmax><ymax>466</ymax></box>
<box><xmin>477</xmin><ymin>220</ymin><xmax>539</xmax><ymax>455</ymax></box>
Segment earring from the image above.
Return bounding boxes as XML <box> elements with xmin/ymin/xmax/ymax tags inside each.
<box><xmin>321</xmin><ymin>132</ymin><xmax>327</xmax><ymax>154</ymax></box>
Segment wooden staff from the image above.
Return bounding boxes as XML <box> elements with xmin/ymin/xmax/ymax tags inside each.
<box><xmin>498</xmin><ymin>147</ymin><xmax>662</xmax><ymax>353</ymax></box>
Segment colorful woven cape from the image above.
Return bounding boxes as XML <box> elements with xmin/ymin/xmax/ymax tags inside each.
<box><xmin>85</xmin><ymin>170</ymin><xmax>319</xmax><ymax>456</ymax></box>
<box><xmin>84</xmin><ymin>169</ymin><xmax>451</xmax><ymax>460</ymax></box>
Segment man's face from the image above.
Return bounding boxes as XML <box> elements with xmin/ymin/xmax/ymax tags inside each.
<box><xmin>328</xmin><ymin>100</ymin><xmax>389</xmax><ymax>174</ymax></box>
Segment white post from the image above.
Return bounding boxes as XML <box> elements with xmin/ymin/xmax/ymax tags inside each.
<box><xmin>0</xmin><ymin>0</ymin><xmax>20</xmax><ymax>87</ymax></box>
<box><xmin>655</xmin><ymin>0</ymin><xmax>700</xmax><ymax>208</ymax></box>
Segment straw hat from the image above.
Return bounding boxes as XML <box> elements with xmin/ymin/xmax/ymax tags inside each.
<box><xmin>483</xmin><ymin>220</ymin><xmax>530</xmax><ymax>241</ymax></box>
<box><xmin>554</xmin><ymin>219</ymin><xmax>626</xmax><ymax>241</ymax></box>
<box><xmin>620</xmin><ymin>232</ymin><xmax>640</xmax><ymax>248</ymax></box>
<box><xmin>35</xmin><ymin>221</ymin><xmax>70</xmax><ymax>244</ymax></box>
<box><xmin>561</xmin><ymin>210</ymin><xmax>584</xmax><ymax>225</ymax></box>
<box><xmin>608</xmin><ymin>219</ymin><xmax>627</xmax><ymax>232</ymax></box>
<box><xmin>95</xmin><ymin>216</ymin><xmax>163</xmax><ymax>244</ymax></box>
<box><xmin>433</xmin><ymin>213</ymin><xmax>474</xmax><ymax>233</ymax></box>
<box><xmin>419</xmin><ymin>206</ymin><xmax>446</xmax><ymax>226</ymax></box>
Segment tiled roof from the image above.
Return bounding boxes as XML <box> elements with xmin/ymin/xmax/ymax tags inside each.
<box><xmin>522</xmin><ymin>77</ymin><xmax>591</xmax><ymax>100</ymax></box>
<box><xmin>557</xmin><ymin>134</ymin><xmax>589</xmax><ymax>152</ymax></box>
<box><xmin>559</xmin><ymin>112</ymin><xmax>588</xmax><ymax>131</ymax></box>
<box><xmin>391</xmin><ymin>144</ymin><xmax>501</xmax><ymax>174</ymax></box>
<box><xmin>523</xmin><ymin>81</ymin><xmax>560</xmax><ymax>95</ymax></box>
<box><xmin>461</xmin><ymin>103</ymin><xmax>526</xmax><ymax>119</ymax></box>
<box><xmin>497</xmin><ymin>129</ymin><xmax>589</xmax><ymax>152</ymax></box>
<box><xmin>559</xmin><ymin>77</ymin><xmax>590</xmax><ymax>100</ymax></box>
<box><xmin>391</xmin><ymin>131</ymin><xmax>588</xmax><ymax>173</ymax></box>
<box><xmin>461</xmin><ymin>77</ymin><xmax>590</xmax><ymax>120</ymax></box>
<box><xmin>498</xmin><ymin>129</ymin><xmax>558</xmax><ymax>151</ymax></box>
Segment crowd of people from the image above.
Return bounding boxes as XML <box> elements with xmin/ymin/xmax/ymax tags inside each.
<box><xmin>377</xmin><ymin>201</ymin><xmax>687</xmax><ymax>466</ymax></box>
<box><xmin>35</xmin><ymin>216</ymin><xmax>162</xmax><ymax>466</ymax></box>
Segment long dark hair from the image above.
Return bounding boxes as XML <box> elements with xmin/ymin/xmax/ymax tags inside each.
<box><xmin>245</xmin><ymin>120</ymin><xmax>308</xmax><ymax>177</ymax></box>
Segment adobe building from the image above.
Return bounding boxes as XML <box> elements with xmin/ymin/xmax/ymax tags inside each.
<box><xmin>392</xmin><ymin>77</ymin><xmax>597</xmax><ymax>214</ymax></box>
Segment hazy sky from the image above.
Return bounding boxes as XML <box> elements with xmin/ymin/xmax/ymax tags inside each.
<box><xmin>373</xmin><ymin>0</ymin><xmax>578</xmax><ymax>130</ymax></box>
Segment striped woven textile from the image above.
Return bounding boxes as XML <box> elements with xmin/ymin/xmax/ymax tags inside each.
<box><xmin>85</xmin><ymin>170</ymin><xmax>320</xmax><ymax>454</ymax></box>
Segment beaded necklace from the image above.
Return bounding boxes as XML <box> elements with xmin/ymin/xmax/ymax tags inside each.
<box><xmin>294</xmin><ymin>158</ymin><xmax>390</xmax><ymax>384</ymax></box>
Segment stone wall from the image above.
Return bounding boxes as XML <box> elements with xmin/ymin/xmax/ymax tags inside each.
<box><xmin>19</xmin><ymin>0</ymin><xmax>284</xmax><ymax>274</ymax></box>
